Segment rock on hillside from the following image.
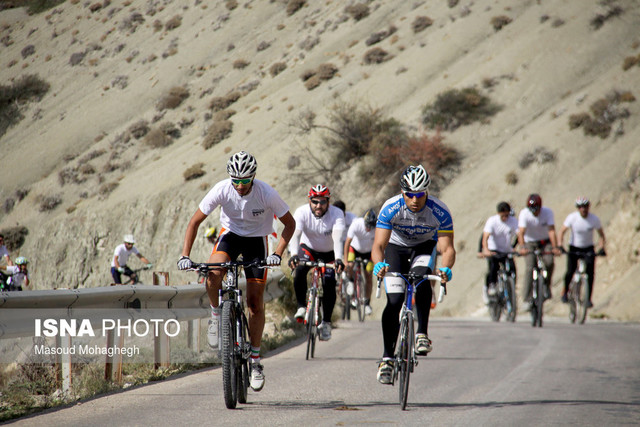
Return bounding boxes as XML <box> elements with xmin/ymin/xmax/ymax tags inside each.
<box><xmin>0</xmin><ymin>0</ymin><xmax>639</xmax><ymax>320</ymax></box>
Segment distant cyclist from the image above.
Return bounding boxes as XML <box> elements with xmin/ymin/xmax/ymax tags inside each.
<box><xmin>288</xmin><ymin>185</ymin><xmax>345</xmax><ymax>341</ymax></box>
<box><xmin>204</xmin><ymin>226</ymin><xmax>218</xmax><ymax>245</ymax></box>
<box><xmin>177</xmin><ymin>151</ymin><xmax>295</xmax><ymax>392</ymax></box>
<box><xmin>110</xmin><ymin>234</ymin><xmax>153</xmax><ymax>284</ymax></box>
<box><xmin>372</xmin><ymin>165</ymin><xmax>455</xmax><ymax>384</ymax></box>
<box><xmin>481</xmin><ymin>202</ymin><xmax>518</xmax><ymax>305</ymax></box>
<box><xmin>559</xmin><ymin>197</ymin><xmax>606</xmax><ymax>307</ymax></box>
<box><xmin>343</xmin><ymin>208</ymin><xmax>377</xmax><ymax>315</ymax></box>
<box><xmin>517</xmin><ymin>194</ymin><xmax>562</xmax><ymax>309</ymax></box>
<box><xmin>5</xmin><ymin>256</ymin><xmax>30</xmax><ymax>291</ymax></box>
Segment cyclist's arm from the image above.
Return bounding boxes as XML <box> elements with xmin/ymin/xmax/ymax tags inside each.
<box><xmin>481</xmin><ymin>231</ymin><xmax>492</xmax><ymax>257</ymax></box>
<box><xmin>371</xmin><ymin>227</ymin><xmax>391</xmax><ymax>265</ymax></box>
<box><xmin>547</xmin><ymin>225</ymin><xmax>561</xmax><ymax>254</ymax></box>
<box><xmin>181</xmin><ymin>208</ymin><xmax>207</xmax><ymax>258</ymax></box>
<box><xmin>437</xmin><ymin>233</ymin><xmax>456</xmax><ymax>279</ymax></box>
<box><xmin>113</xmin><ymin>254</ymin><xmax>122</xmax><ymax>269</ymax></box>
<box><xmin>343</xmin><ymin>236</ymin><xmax>353</xmax><ymax>263</ymax></box>
<box><xmin>274</xmin><ymin>211</ymin><xmax>296</xmax><ymax>258</ymax></box>
<box><xmin>597</xmin><ymin>227</ymin><xmax>606</xmax><ymax>251</ymax></box>
<box><xmin>516</xmin><ymin>227</ymin><xmax>527</xmax><ymax>255</ymax></box>
<box><xmin>137</xmin><ymin>254</ymin><xmax>151</xmax><ymax>264</ymax></box>
<box><xmin>558</xmin><ymin>224</ymin><xmax>569</xmax><ymax>248</ymax></box>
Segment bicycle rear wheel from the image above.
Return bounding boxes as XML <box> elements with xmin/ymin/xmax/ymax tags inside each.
<box><xmin>237</xmin><ymin>312</ymin><xmax>250</xmax><ymax>404</ymax></box>
<box><xmin>506</xmin><ymin>277</ymin><xmax>517</xmax><ymax>322</ymax></box>
<box><xmin>355</xmin><ymin>266</ymin><xmax>365</xmax><ymax>322</ymax></box>
<box><xmin>305</xmin><ymin>288</ymin><xmax>316</xmax><ymax>360</ymax></box>
<box><xmin>221</xmin><ymin>302</ymin><xmax>238</xmax><ymax>409</ymax></box>
<box><xmin>568</xmin><ymin>281</ymin><xmax>577</xmax><ymax>324</ymax></box>
<box><xmin>397</xmin><ymin>314</ymin><xmax>413</xmax><ymax>410</ymax></box>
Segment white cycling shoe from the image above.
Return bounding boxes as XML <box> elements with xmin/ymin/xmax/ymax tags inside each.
<box><xmin>250</xmin><ymin>363</ymin><xmax>265</xmax><ymax>391</ymax></box>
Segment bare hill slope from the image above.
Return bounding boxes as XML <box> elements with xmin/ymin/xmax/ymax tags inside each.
<box><xmin>1</xmin><ymin>0</ymin><xmax>639</xmax><ymax>320</ymax></box>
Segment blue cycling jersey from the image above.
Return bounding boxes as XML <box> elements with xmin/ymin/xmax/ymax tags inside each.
<box><xmin>377</xmin><ymin>194</ymin><xmax>453</xmax><ymax>247</ymax></box>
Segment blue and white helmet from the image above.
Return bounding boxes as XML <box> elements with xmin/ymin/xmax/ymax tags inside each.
<box><xmin>227</xmin><ymin>151</ymin><xmax>257</xmax><ymax>178</ymax></box>
<box><xmin>400</xmin><ymin>165</ymin><xmax>431</xmax><ymax>192</ymax></box>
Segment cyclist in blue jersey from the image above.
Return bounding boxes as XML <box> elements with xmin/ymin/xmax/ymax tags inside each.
<box><xmin>371</xmin><ymin>165</ymin><xmax>456</xmax><ymax>384</ymax></box>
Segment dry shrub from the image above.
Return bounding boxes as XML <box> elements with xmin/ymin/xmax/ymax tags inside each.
<box><xmin>183</xmin><ymin>163</ymin><xmax>206</xmax><ymax>181</ymax></box>
<box><xmin>286</xmin><ymin>0</ymin><xmax>305</xmax><ymax>16</ymax></box>
<box><xmin>568</xmin><ymin>112</ymin><xmax>590</xmax><ymax>129</ymax></box>
<box><xmin>99</xmin><ymin>182</ymin><xmax>119</xmax><ymax>198</ymax></box>
<box><xmin>270</xmin><ymin>62</ymin><xmax>287</xmax><ymax>77</ymax></box>
<box><xmin>316</xmin><ymin>63</ymin><xmax>338</xmax><ymax>80</ymax></box>
<box><xmin>157</xmin><ymin>86</ymin><xmax>189</xmax><ymax>110</ymax></box>
<box><xmin>257</xmin><ymin>41</ymin><xmax>271</xmax><ymax>51</ymax></box>
<box><xmin>209</xmin><ymin>92</ymin><xmax>241</xmax><ymax>111</ymax></box>
<box><xmin>491</xmin><ymin>15</ymin><xmax>512</xmax><ymax>31</ymax></box>
<box><xmin>363</xmin><ymin>47</ymin><xmax>391</xmax><ymax>64</ymax></box>
<box><xmin>300</xmin><ymin>69</ymin><xmax>316</xmax><ymax>81</ymax></box>
<box><xmin>214</xmin><ymin>109</ymin><xmax>236</xmax><ymax>121</ymax></box>
<box><xmin>0</xmin><ymin>225</ymin><xmax>28</xmax><ymax>251</ymax></box>
<box><xmin>365</xmin><ymin>26</ymin><xmax>397</xmax><ymax>46</ymax></box>
<box><xmin>225</xmin><ymin>0</ymin><xmax>238</xmax><ymax>10</ymax></box>
<box><xmin>590</xmin><ymin>4</ymin><xmax>623</xmax><ymax>30</ymax></box>
<box><xmin>568</xmin><ymin>90</ymin><xmax>634</xmax><ymax>139</ymax></box>
<box><xmin>165</xmin><ymin>15</ymin><xmax>182</xmax><ymax>31</ymax></box>
<box><xmin>505</xmin><ymin>171</ymin><xmax>518</xmax><ymax>185</ymax></box>
<box><xmin>412</xmin><ymin>16</ymin><xmax>433</xmax><ymax>33</ymax></box>
<box><xmin>346</xmin><ymin>4</ymin><xmax>369</xmax><ymax>21</ymax></box>
<box><xmin>233</xmin><ymin>59</ymin><xmax>250</xmax><ymax>69</ymax></box>
<box><xmin>421</xmin><ymin>87</ymin><xmax>502</xmax><ymax>131</ymax></box>
<box><xmin>519</xmin><ymin>147</ymin><xmax>555</xmax><ymax>169</ymax></box>
<box><xmin>143</xmin><ymin>126</ymin><xmax>173</xmax><ymax>148</ymax></box>
<box><xmin>128</xmin><ymin>120</ymin><xmax>150</xmax><ymax>139</ymax></box>
<box><xmin>304</xmin><ymin>75</ymin><xmax>321</xmax><ymax>91</ymax></box>
<box><xmin>622</xmin><ymin>55</ymin><xmax>640</xmax><ymax>71</ymax></box>
<box><xmin>0</xmin><ymin>74</ymin><xmax>50</xmax><ymax>138</ymax></box>
<box><xmin>203</xmin><ymin>120</ymin><xmax>233</xmax><ymax>149</ymax></box>
<box><xmin>37</xmin><ymin>194</ymin><xmax>62</xmax><ymax>212</ymax></box>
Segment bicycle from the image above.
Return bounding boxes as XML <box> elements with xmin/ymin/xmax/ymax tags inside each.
<box><xmin>339</xmin><ymin>271</ymin><xmax>351</xmax><ymax>321</ymax></box>
<box><xmin>351</xmin><ymin>257</ymin><xmax>369</xmax><ymax>322</ymax></box>
<box><xmin>296</xmin><ymin>260</ymin><xmax>334</xmax><ymax>361</ymax></box>
<box><xmin>564</xmin><ymin>248</ymin><xmax>606</xmax><ymax>325</ymax></box>
<box><xmin>376</xmin><ymin>271</ymin><xmax>445</xmax><ymax>410</ymax></box>
<box><xmin>486</xmin><ymin>252</ymin><xmax>518</xmax><ymax>323</ymax></box>
<box><xmin>529</xmin><ymin>249</ymin><xmax>553</xmax><ymax>328</ymax></box>
<box><xmin>122</xmin><ymin>265</ymin><xmax>152</xmax><ymax>285</ymax></box>
<box><xmin>190</xmin><ymin>259</ymin><xmax>267</xmax><ymax>409</ymax></box>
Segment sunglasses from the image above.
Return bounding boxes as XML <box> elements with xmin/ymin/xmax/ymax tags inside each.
<box><xmin>310</xmin><ymin>199</ymin><xmax>328</xmax><ymax>206</ymax></box>
<box><xmin>231</xmin><ymin>177</ymin><xmax>253</xmax><ymax>185</ymax></box>
<box><xmin>404</xmin><ymin>191</ymin><xmax>426</xmax><ymax>199</ymax></box>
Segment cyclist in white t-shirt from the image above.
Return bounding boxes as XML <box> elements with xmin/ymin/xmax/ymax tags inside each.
<box><xmin>559</xmin><ymin>197</ymin><xmax>606</xmax><ymax>307</ymax></box>
<box><xmin>5</xmin><ymin>256</ymin><xmax>29</xmax><ymax>291</ymax></box>
<box><xmin>343</xmin><ymin>209</ymin><xmax>377</xmax><ymax>315</ymax></box>
<box><xmin>110</xmin><ymin>234</ymin><xmax>152</xmax><ymax>284</ymax></box>
<box><xmin>481</xmin><ymin>202</ymin><xmax>518</xmax><ymax>304</ymax></box>
<box><xmin>517</xmin><ymin>193</ymin><xmax>562</xmax><ymax>309</ymax></box>
<box><xmin>178</xmin><ymin>151</ymin><xmax>295</xmax><ymax>392</ymax></box>
<box><xmin>288</xmin><ymin>184</ymin><xmax>345</xmax><ymax>341</ymax></box>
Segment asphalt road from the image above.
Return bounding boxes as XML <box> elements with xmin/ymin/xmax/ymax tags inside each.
<box><xmin>10</xmin><ymin>317</ymin><xmax>640</xmax><ymax>426</ymax></box>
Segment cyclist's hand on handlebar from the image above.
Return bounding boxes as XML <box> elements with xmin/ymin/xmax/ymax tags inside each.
<box><xmin>335</xmin><ymin>259</ymin><xmax>345</xmax><ymax>273</ymax></box>
<box><xmin>551</xmin><ymin>246</ymin><xmax>562</xmax><ymax>256</ymax></box>
<box><xmin>518</xmin><ymin>247</ymin><xmax>529</xmax><ymax>256</ymax></box>
<box><xmin>288</xmin><ymin>255</ymin><xmax>299</xmax><ymax>270</ymax></box>
<box><xmin>117</xmin><ymin>267</ymin><xmax>125</xmax><ymax>273</ymax></box>
<box><xmin>265</xmin><ymin>253</ymin><xmax>282</xmax><ymax>266</ymax></box>
<box><xmin>146</xmin><ymin>263</ymin><xmax>153</xmax><ymax>269</ymax></box>
<box><xmin>438</xmin><ymin>267</ymin><xmax>452</xmax><ymax>282</ymax></box>
<box><xmin>177</xmin><ymin>256</ymin><xmax>193</xmax><ymax>270</ymax></box>
<box><xmin>373</xmin><ymin>261</ymin><xmax>389</xmax><ymax>278</ymax></box>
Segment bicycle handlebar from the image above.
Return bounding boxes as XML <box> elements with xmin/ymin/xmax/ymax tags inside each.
<box><xmin>560</xmin><ymin>247</ymin><xmax>606</xmax><ymax>257</ymax></box>
<box><xmin>375</xmin><ymin>273</ymin><xmax>446</xmax><ymax>302</ymax></box>
<box><xmin>189</xmin><ymin>259</ymin><xmax>269</xmax><ymax>273</ymax></box>
<box><xmin>297</xmin><ymin>260</ymin><xmax>335</xmax><ymax>269</ymax></box>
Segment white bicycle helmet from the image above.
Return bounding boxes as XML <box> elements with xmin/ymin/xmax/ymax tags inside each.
<box><xmin>226</xmin><ymin>151</ymin><xmax>257</xmax><ymax>178</ymax></box>
<box><xmin>399</xmin><ymin>165</ymin><xmax>431</xmax><ymax>192</ymax></box>
<box><xmin>15</xmin><ymin>256</ymin><xmax>28</xmax><ymax>265</ymax></box>
<box><xmin>123</xmin><ymin>234</ymin><xmax>136</xmax><ymax>244</ymax></box>
<box><xmin>575</xmin><ymin>196</ymin><xmax>590</xmax><ymax>207</ymax></box>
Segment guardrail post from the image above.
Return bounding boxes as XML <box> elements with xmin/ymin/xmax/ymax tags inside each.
<box><xmin>55</xmin><ymin>334</ymin><xmax>72</xmax><ymax>393</ymax></box>
<box><xmin>153</xmin><ymin>272</ymin><xmax>169</xmax><ymax>286</ymax></box>
<box><xmin>187</xmin><ymin>319</ymin><xmax>200</xmax><ymax>352</ymax></box>
<box><xmin>154</xmin><ymin>321</ymin><xmax>170</xmax><ymax>369</ymax></box>
<box><xmin>104</xmin><ymin>329</ymin><xmax>124</xmax><ymax>382</ymax></box>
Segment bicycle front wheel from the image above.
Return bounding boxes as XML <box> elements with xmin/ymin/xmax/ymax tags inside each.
<box><xmin>237</xmin><ymin>312</ymin><xmax>250</xmax><ymax>404</ymax></box>
<box><xmin>535</xmin><ymin>277</ymin><xmax>545</xmax><ymax>327</ymax></box>
<box><xmin>306</xmin><ymin>288</ymin><xmax>316</xmax><ymax>360</ymax></box>
<box><xmin>398</xmin><ymin>314</ymin><xmax>413</xmax><ymax>410</ymax></box>
<box><xmin>506</xmin><ymin>277</ymin><xmax>517</xmax><ymax>322</ymax></box>
<box><xmin>221</xmin><ymin>302</ymin><xmax>238</xmax><ymax>409</ymax></box>
<box><xmin>356</xmin><ymin>267</ymin><xmax>366</xmax><ymax>322</ymax></box>
<box><xmin>568</xmin><ymin>281</ymin><xmax>577</xmax><ymax>324</ymax></box>
<box><xmin>578</xmin><ymin>276</ymin><xmax>589</xmax><ymax>324</ymax></box>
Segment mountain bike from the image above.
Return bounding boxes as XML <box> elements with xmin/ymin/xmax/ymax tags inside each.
<box><xmin>376</xmin><ymin>271</ymin><xmax>445</xmax><ymax>410</ymax></box>
<box><xmin>565</xmin><ymin>249</ymin><xmax>606</xmax><ymax>324</ymax></box>
<box><xmin>122</xmin><ymin>265</ymin><xmax>152</xmax><ymax>285</ymax></box>
<box><xmin>190</xmin><ymin>259</ymin><xmax>267</xmax><ymax>409</ymax></box>
<box><xmin>297</xmin><ymin>260</ymin><xmax>334</xmax><ymax>361</ymax></box>
<box><xmin>530</xmin><ymin>249</ymin><xmax>552</xmax><ymax>328</ymax></box>
<box><xmin>486</xmin><ymin>253</ymin><xmax>518</xmax><ymax>322</ymax></box>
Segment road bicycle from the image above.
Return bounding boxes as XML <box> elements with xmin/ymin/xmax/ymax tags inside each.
<box><xmin>376</xmin><ymin>271</ymin><xmax>445</xmax><ymax>410</ymax></box>
<box><xmin>122</xmin><ymin>265</ymin><xmax>152</xmax><ymax>285</ymax></box>
<box><xmin>564</xmin><ymin>249</ymin><xmax>606</xmax><ymax>325</ymax></box>
<box><xmin>340</xmin><ymin>257</ymin><xmax>369</xmax><ymax>322</ymax></box>
<box><xmin>296</xmin><ymin>260</ymin><xmax>334</xmax><ymax>361</ymax></box>
<box><xmin>529</xmin><ymin>249</ymin><xmax>552</xmax><ymax>328</ymax></box>
<box><xmin>190</xmin><ymin>259</ymin><xmax>267</xmax><ymax>409</ymax></box>
<box><xmin>338</xmin><ymin>271</ymin><xmax>351</xmax><ymax>321</ymax></box>
<box><xmin>486</xmin><ymin>253</ymin><xmax>518</xmax><ymax>323</ymax></box>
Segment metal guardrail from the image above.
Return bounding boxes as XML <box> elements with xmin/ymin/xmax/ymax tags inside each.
<box><xmin>0</xmin><ymin>270</ymin><xmax>285</xmax><ymax>391</ymax></box>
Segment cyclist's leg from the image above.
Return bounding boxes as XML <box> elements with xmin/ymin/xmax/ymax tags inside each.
<box><xmin>584</xmin><ymin>247</ymin><xmax>596</xmax><ymax>304</ymax></box>
<box><xmin>381</xmin><ymin>244</ymin><xmax>410</xmax><ymax>358</ymax></box>
<box><xmin>564</xmin><ymin>248</ymin><xmax>578</xmax><ymax>300</ymax></box>
<box><xmin>241</xmin><ymin>236</ymin><xmax>269</xmax><ymax>350</ymax></box>
<box><xmin>207</xmin><ymin>231</ymin><xmax>236</xmax><ymax>308</ymax></box>
<box><xmin>293</xmin><ymin>245</ymin><xmax>315</xmax><ymax>309</ymax></box>
<box><xmin>542</xmin><ymin>241</ymin><xmax>555</xmax><ymax>295</ymax></box>
<box><xmin>411</xmin><ymin>241</ymin><xmax>437</xmax><ymax>336</ymax></box>
<box><xmin>110</xmin><ymin>267</ymin><xmax>122</xmax><ymax>284</ymax></box>
<box><xmin>123</xmin><ymin>266</ymin><xmax>136</xmax><ymax>283</ymax></box>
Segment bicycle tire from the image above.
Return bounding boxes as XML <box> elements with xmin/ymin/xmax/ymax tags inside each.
<box><xmin>398</xmin><ymin>314</ymin><xmax>413</xmax><ymax>410</ymax></box>
<box><xmin>506</xmin><ymin>277</ymin><xmax>517</xmax><ymax>322</ymax></box>
<box><xmin>535</xmin><ymin>276</ymin><xmax>545</xmax><ymax>327</ymax></box>
<box><xmin>237</xmin><ymin>312</ymin><xmax>250</xmax><ymax>404</ymax></box>
<box><xmin>221</xmin><ymin>302</ymin><xmax>238</xmax><ymax>409</ymax></box>
<box><xmin>305</xmin><ymin>288</ymin><xmax>316</xmax><ymax>361</ymax></box>
<box><xmin>578</xmin><ymin>276</ymin><xmax>588</xmax><ymax>324</ymax></box>
<box><xmin>356</xmin><ymin>264</ymin><xmax>365</xmax><ymax>322</ymax></box>
<box><xmin>568</xmin><ymin>280</ymin><xmax>577</xmax><ymax>324</ymax></box>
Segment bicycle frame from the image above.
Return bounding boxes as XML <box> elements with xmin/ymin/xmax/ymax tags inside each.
<box><xmin>530</xmin><ymin>249</ymin><xmax>550</xmax><ymax>328</ymax></box>
<box><xmin>487</xmin><ymin>252</ymin><xmax>517</xmax><ymax>322</ymax></box>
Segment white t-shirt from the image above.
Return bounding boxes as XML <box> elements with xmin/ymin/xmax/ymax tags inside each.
<box><xmin>347</xmin><ymin>217</ymin><xmax>375</xmax><ymax>253</ymax></box>
<box><xmin>289</xmin><ymin>204</ymin><xmax>345</xmax><ymax>258</ymax></box>
<box><xmin>518</xmin><ymin>206</ymin><xmax>555</xmax><ymax>242</ymax></box>
<box><xmin>111</xmin><ymin>244</ymin><xmax>140</xmax><ymax>267</ymax></box>
<box><xmin>483</xmin><ymin>214</ymin><xmax>518</xmax><ymax>252</ymax></box>
<box><xmin>6</xmin><ymin>265</ymin><xmax>28</xmax><ymax>288</ymax></box>
<box><xmin>198</xmin><ymin>179</ymin><xmax>289</xmax><ymax>237</ymax></box>
<box><xmin>563</xmin><ymin>211</ymin><xmax>602</xmax><ymax>248</ymax></box>
<box><xmin>339</xmin><ymin>211</ymin><xmax>357</xmax><ymax>242</ymax></box>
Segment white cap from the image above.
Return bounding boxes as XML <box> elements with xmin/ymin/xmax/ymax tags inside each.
<box><xmin>123</xmin><ymin>234</ymin><xmax>136</xmax><ymax>244</ymax></box>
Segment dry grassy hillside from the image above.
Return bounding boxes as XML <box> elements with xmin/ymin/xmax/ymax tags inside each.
<box><xmin>1</xmin><ymin>0</ymin><xmax>639</xmax><ymax>320</ymax></box>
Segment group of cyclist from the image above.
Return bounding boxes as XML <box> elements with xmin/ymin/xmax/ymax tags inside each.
<box><xmin>176</xmin><ymin>151</ymin><xmax>456</xmax><ymax>390</ymax></box>
<box><xmin>0</xmin><ymin>233</ymin><xmax>30</xmax><ymax>292</ymax></box>
<box><xmin>480</xmin><ymin>193</ymin><xmax>606</xmax><ymax>313</ymax></box>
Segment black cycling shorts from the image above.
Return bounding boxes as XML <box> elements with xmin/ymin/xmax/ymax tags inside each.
<box><xmin>213</xmin><ymin>229</ymin><xmax>268</xmax><ymax>283</ymax></box>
